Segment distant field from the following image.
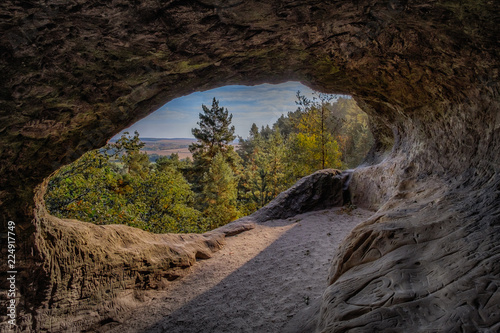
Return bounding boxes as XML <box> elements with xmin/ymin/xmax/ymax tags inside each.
<box><xmin>139</xmin><ymin>138</ymin><xmax>239</xmax><ymax>161</ymax></box>
<box><xmin>146</xmin><ymin>148</ymin><xmax>193</xmax><ymax>160</ymax></box>
<box><xmin>140</xmin><ymin>138</ymin><xmax>196</xmax><ymax>160</ymax></box>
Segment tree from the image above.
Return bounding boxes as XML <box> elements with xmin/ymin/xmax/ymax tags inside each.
<box><xmin>335</xmin><ymin>98</ymin><xmax>374</xmax><ymax>167</ymax></box>
<box><xmin>238</xmin><ymin>123</ymin><xmax>260</xmax><ymax>162</ymax></box>
<box><xmin>45</xmin><ymin>132</ymin><xmax>204</xmax><ymax>234</ymax></box>
<box><xmin>239</xmin><ymin>128</ymin><xmax>288</xmax><ymax>213</ymax></box>
<box><xmin>294</xmin><ymin>91</ymin><xmax>345</xmax><ymax>170</ymax></box>
<box><xmin>155</xmin><ymin>153</ymin><xmax>192</xmax><ymax>173</ymax></box>
<box><xmin>273</xmin><ymin>109</ymin><xmax>302</xmax><ymax>139</ymax></box>
<box><xmin>111</xmin><ymin>131</ymin><xmax>151</xmax><ymax>177</ymax></box>
<box><xmin>128</xmin><ymin>166</ymin><xmax>202</xmax><ymax>233</ymax></box>
<box><xmin>189</xmin><ymin>98</ymin><xmax>238</xmax><ymax>171</ymax></box>
<box><xmin>44</xmin><ymin>148</ymin><xmax>127</xmax><ymax>224</ymax></box>
<box><xmin>200</xmin><ymin>152</ymin><xmax>240</xmax><ymax>229</ymax></box>
<box><xmin>260</xmin><ymin>124</ymin><xmax>273</xmax><ymax>140</ymax></box>
<box><xmin>250</xmin><ymin>123</ymin><xmax>259</xmax><ymax>138</ymax></box>
<box><xmin>284</xmin><ymin>92</ymin><xmax>344</xmax><ymax>179</ymax></box>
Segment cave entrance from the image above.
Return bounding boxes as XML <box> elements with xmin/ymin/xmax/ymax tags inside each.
<box><xmin>113</xmin><ymin>81</ymin><xmax>314</xmax><ymax>140</ymax></box>
<box><xmin>114</xmin><ymin>81</ymin><xmax>373</xmax><ymax>168</ymax></box>
<box><xmin>44</xmin><ymin>81</ymin><xmax>372</xmax><ymax>235</ymax></box>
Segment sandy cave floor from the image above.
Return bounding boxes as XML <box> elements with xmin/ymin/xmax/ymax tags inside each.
<box><xmin>105</xmin><ymin>208</ymin><xmax>374</xmax><ymax>333</ymax></box>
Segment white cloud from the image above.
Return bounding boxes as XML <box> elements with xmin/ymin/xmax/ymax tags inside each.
<box><xmin>114</xmin><ymin>82</ymin><xmax>346</xmax><ymax>139</ymax></box>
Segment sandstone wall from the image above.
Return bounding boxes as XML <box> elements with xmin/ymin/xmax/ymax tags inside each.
<box><xmin>322</xmin><ymin>93</ymin><xmax>500</xmax><ymax>331</ymax></box>
<box><xmin>0</xmin><ymin>0</ymin><xmax>498</xmax><ymax>331</ymax></box>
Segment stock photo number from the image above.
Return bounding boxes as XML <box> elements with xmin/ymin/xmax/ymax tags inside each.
<box><xmin>6</xmin><ymin>220</ymin><xmax>17</xmax><ymax>327</ymax></box>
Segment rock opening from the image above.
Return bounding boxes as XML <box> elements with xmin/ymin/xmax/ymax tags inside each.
<box><xmin>0</xmin><ymin>1</ymin><xmax>499</xmax><ymax>331</ymax></box>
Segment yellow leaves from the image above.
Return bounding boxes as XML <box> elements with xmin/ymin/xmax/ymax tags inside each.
<box><xmin>296</xmin><ymin>132</ymin><xmax>319</xmax><ymax>150</ymax></box>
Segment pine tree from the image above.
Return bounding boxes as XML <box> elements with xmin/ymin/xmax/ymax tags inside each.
<box><xmin>112</xmin><ymin>131</ymin><xmax>150</xmax><ymax>177</ymax></box>
<box><xmin>287</xmin><ymin>92</ymin><xmax>344</xmax><ymax>178</ymax></box>
<box><xmin>335</xmin><ymin>98</ymin><xmax>374</xmax><ymax>167</ymax></box>
<box><xmin>189</xmin><ymin>98</ymin><xmax>238</xmax><ymax>171</ymax></box>
<box><xmin>294</xmin><ymin>92</ymin><xmax>344</xmax><ymax>170</ymax></box>
<box><xmin>239</xmin><ymin>127</ymin><xmax>288</xmax><ymax>212</ymax></box>
<box><xmin>238</xmin><ymin>123</ymin><xmax>260</xmax><ymax>162</ymax></box>
<box><xmin>201</xmin><ymin>152</ymin><xmax>240</xmax><ymax>229</ymax></box>
<box><xmin>274</xmin><ymin>109</ymin><xmax>302</xmax><ymax>139</ymax></box>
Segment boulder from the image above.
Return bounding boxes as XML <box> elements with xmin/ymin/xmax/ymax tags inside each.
<box><xmin>250</xmin><ymin>169</ymin><xmax>345</xmax><ymax>222</ymax></box>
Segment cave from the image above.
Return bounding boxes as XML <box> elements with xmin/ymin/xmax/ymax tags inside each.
<box><xmin>1</xmin><ymin>0</ymin><xmax>499</xmax><ymax>332</ymax></box>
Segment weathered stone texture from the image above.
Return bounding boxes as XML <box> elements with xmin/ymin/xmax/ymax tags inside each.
<box><xmin>0</xmin><ymin>0</ymin><xmax>499</xmax><ymax>332</ymax></box>
<box><xmin>249</xmin><ymin>169</ymin><xmax>345</xmax><ymax>222</ymax></box>
<box><xmin>5</xmin><ymin>178</ymin><xmax>255</xmax><ymax>331</ymax></box>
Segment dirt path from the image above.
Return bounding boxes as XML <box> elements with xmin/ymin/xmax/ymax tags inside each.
<box><xmin>107</xmin><ymin>208</ymin><xmax>373</xmax><ymax>333</ymax></box>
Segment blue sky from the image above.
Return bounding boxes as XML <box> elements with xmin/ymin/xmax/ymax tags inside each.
<box><xmin>114</xmin><ymin>81</ymin><xmax>318</xmax><ymax>139</ymax></box>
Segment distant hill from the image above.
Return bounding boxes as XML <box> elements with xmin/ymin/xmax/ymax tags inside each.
<box><xmin>136</xmin><ymin>138</ymin><xmax>197</xmax><ymax>160</ymax></box>
<box><xmin>108</xmin><ymin>137</ymin><xmax>195</xmax><ymax>142</ymax></box>
<box><xmin>140</xmin><ymin>138</ymin><xmax>195</xmax><ymax>142</ymax></box>
<box><xmin>109</xmin><ymin>137</ymin><xmax>239</xmax><ymax>161</ymax></box>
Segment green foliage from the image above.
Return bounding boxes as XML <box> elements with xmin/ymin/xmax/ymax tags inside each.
<box><xmin>45</xmin><ymin>149</ymin><xmax>128</xmax><ymax>224</ymax></box>
<box><xmin>274</xmin><ymin>92</ymin><xmax>373</xmax><ymax>170</ymax></box>
<box><xmin>109</xmin><ymin>131</ymin><xmax>151</xmax><ymax>177</ymax></box>
<box><xmin>155</xmin><ymin>153</ymin><xmax>192</xmax><ymax>173</ymax></box>
<box><xmin>45</xmin><ymin>133</ymin><xmax>203</xmax><ymax>234</ymax></box>
<box><xmin>188</xmin><ymin>98</ymin><xmax>240</xmax><ymax>229</ymax></box>
<box><xmin>189</xmin><ymin>98</ymin><xmax>242</xmax><ymax>227</ymax></box>
<box><xmin>45</xmin><ymin>92</ymin><xmax>373</xmax><ymax>235</ymax></box>
<box><xmin>200</xmin><ymin>152</ymin><xmax>240</xmax><ymax>229</ymax></box>
<box><xmin>127</xmin><ymin>167</ymin><xmax>201</xmax><ymax>233</ymax></box>
<box><xmin>189</xmin><ymin>98</ymin><xmax>239</xmax><ymax>173</ymax></box>
<box><xmin>238</xmin><ymin>128</ymin><xmax>288</xmax><ymax>214</ymax></box>
<box><xmin>238</xmin><ymin>91</ymin><xmax>373</xmax><ymax>210</ymax></box>
<box><xmin>335</xmin><ymin>98</ymin><xmax>374</xmax><ymax>167</ymax></box>
<box><xmin>288</xmin><ymin>92</ymin><xmax>345</xmax><ymax>176</ymax></box>
<box><xmin>274</xmin><ymin>109</ymin><xmax>302</xmax><ymax>139</ymax></box>
<box><xmin>287</xmin><ymin>132</ymin><xmax>343</xmax><ymax>179</ymax></box>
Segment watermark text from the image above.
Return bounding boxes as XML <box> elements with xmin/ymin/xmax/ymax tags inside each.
<box><xmin>6</xmin><ymin>221</ymin><xmax>17</xmax><ymax>327</ymax></box>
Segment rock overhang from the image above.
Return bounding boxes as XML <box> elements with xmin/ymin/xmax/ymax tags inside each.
<box><xmin>0</xmin><ymin>0</ymin><xmax>499</xmax><ymax>331</ymax></box>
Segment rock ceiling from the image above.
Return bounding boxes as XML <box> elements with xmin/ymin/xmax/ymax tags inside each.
<box><xmin>0</xmin><ymin>0</ymin><xmax>499</xmax><ymax>331</ymax></box>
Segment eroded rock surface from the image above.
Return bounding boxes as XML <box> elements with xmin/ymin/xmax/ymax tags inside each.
<box><xmin>0</xmin><ymin>0</ymin><xmax>499</xmax><ymax>332</ymax></box>
<box><xmin>249</xmin><ymin>169</ymin><xmax>345</xmax><ymax>222</ymax></box>
<box><xmin>17</xmin><ymin>178</ymin><xmax>255</xmax><ymax>331</ymax></box>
